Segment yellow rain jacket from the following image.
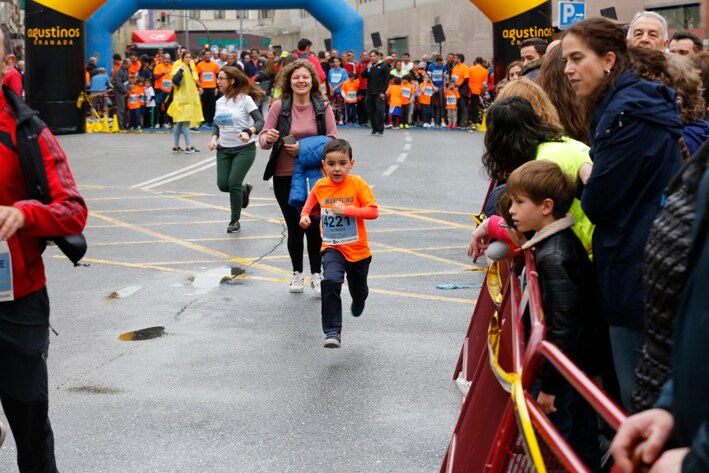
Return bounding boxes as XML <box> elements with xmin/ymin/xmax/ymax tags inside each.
<box><xmin>167</xmin><ymin>60</ymin><xmax>204</xmax><ymax>127</ymax></box>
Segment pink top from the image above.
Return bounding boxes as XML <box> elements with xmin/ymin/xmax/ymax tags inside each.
<box><xmin>259</xmin><ymin>98</ymin><xmax>337</xmax><ymax>177</ymax></box>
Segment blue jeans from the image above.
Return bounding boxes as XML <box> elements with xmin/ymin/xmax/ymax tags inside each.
<box><xmin>532</xmin><ymin>379</ymin><xmax>601</xmax><ymax>472</ymax></box>
<box><xmin>608</xmin><ymin>326</ymin><xmax>644</xmax><ymax>412</ymax></box>
<box><xmin>321</xmin><ymin>248</ymin><xmax>371</xmax><ymax>336</ymax></box>
<box><xmin>173</xmin><ymin>121</ymin><xmax>191</xmax><ymax>147</ymax></box>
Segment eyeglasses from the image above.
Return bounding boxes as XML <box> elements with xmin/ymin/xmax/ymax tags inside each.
<box><xmin>217</xmin><ymin>76</ymin><xmax>228</xmax><ymax>80</ymax></box>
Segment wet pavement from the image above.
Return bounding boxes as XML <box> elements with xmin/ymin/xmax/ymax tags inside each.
<box><xmin>0</xmin><ymin>126</ymin><xmax>490</xmax><ymax>472</ymax></box>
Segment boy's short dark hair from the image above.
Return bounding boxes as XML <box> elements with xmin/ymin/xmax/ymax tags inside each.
<box><xmin>348</xmin><ymin>71</ymin><xmax>357</xmax><ymax>79</ymax></box>
<box><xmin>324</xmin><ymin>138</ymin><xmax>353</xmax><ymax>160</ymax></box>
<box><xmin>392</xmin><ymin>76</ymin><xmax>402</xmax><ymax>85</ymax></box>
<box><xmin>520</xmin><ymin>38</ymin><xmax>548</xmax><ymax>56</ymax></box>
<box><xmin>506</xmin><ymin>160</ymin><xmax>575</xmax><ymax>219</ymax></box>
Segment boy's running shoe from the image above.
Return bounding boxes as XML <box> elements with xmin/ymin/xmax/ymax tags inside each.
<box><xmin>351</xmin><ymin>301</ymin><xmax>365</xmax><ymax>317</ymax></box>
<box><xmin>310</xmin><ymin>273</ymin><xmax>322</xmax><ymax>297</ymax></box>
<box><xmin>324</xmin><ymin>333</ymin><xmax>341</xmax><ymax>348</ymax></box>
<box><xmin>289</xmin><ymin>272</ymin><xmax>304</xmax><ymax>293</ymax></box>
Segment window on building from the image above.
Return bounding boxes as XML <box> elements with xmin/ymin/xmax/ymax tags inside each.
<box><xmin>189</xmin><ymin>10</ymin><xmax>200</xmax><ymax>19</ymax></box>
<box><xmin>388</xmin><ymin>37</ymin><xmax>408</xmax><ymax>58</ymax></box>
<box><xmin>214</xmin><ymin>10</ymin><xmax>225</xmax><ymax>20</ymax></box>
<box><xmin>258</xmin><ymin>9</ymin><xmax>271</xmax><ymax>20</ymax></box>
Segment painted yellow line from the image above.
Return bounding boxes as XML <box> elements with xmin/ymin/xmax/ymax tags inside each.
<box><xmin>378</xmin><ymin>207</ymin><xmax>475</xmax><ymax>230</ymax></box>
<box><xmin>369</xmin><ymin>269</ymin><xmax>485</xmax><ymax>279</ymax></box>
<box><xmin>97</xmin><ymin>207</ymin><xmax>215</xmax><ymax>213</ymax></box>
<box><xmin>382</xmin><ymin>205</ymin><xmax>474</xmax><ymax>217</ymax></box>
<box><xmin>89</xmin><ymin>211</ymin><xmax>291</xmax><ymax>275</ymax></box>
<box><xmin>368</xmin><ymin>226</ymin><xmax>461</xmax><ymax>234</ymax></box>
<box><xmin>64</xmin><ymin>256</ymin><xmax>192</xmax><ymax>273</ymax></box>
<box><xmin>371</xmin><ymin>241</ymin><xmax>472</xmax><ymax>268</ymax></box>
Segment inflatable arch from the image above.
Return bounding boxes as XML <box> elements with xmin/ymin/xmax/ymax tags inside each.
<box><xmin>24</xmin><ymin>0</ymin><xmax>362</xmax><ymax>134</ymax></box>
<box><xmin>468</xmin><ymin>0</ymin><xmax>552</xmax><ymax>86</ymax></box>
<box><xmin>88</xmin><ymin>0</ymin><xmax>364</xmax><ymax>70</ymax></box>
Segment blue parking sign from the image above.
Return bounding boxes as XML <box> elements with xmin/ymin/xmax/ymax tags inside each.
<box><xmin>559</xmin><ymin>1</ymin><xmax>586</xmax><ymax>29</ymax></box>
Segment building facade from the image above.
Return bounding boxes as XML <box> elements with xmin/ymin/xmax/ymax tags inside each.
<box><xmin>144</xmin><ymin>0</ymin><xmax>701</xmax><ymax>60</ymax></box>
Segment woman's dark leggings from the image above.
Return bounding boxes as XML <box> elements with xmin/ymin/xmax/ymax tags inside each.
<box><xmin>273</xmin><ymin>175</ymin><xmax>322</xmax><ymax>274</ymax></box>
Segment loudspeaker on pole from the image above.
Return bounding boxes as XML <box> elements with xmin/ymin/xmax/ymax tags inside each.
<box><xmin>432</xmin><ymin>24</ymin><xmax>446</xmax><ymax>44</ymax></box>
<box><xmin>371</xmin><ymin>32</ymin><xmax>382</xmax><ymax>48</ymax></box>
<box><xmin>600</xmin><ymin>7</ymin><xmax>617</xmax><ymax>20</ymax></box>
<box><xmin>324</xmin><ymin>38</ymin><xmax>332</xmax><ymax>51</ymax></box>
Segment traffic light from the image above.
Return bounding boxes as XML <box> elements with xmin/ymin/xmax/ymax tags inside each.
<box><xmin>160</xmin><ymin>12</ymin><xmax>166</xmax><ymax>22</ymax></box>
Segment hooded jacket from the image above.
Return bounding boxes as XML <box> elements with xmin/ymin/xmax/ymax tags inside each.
<box><xmin>288</xmin><ymin>135</ymin><xmax>330</xmax><ymax>214</ymax></box>
<box><xmin>682</xmin><ymin>119</ymin><xmax>709</xmax><ymax>157</ymax></box>
<box><xmin>581</xmin><ymin>71</ymin><xmax>683</xmax><ymax>328</ymax></box>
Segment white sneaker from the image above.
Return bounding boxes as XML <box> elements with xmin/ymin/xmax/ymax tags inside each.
<box><xmin>289</xmin><ymin>271</ymin><xmax>304</xmax><ymax>293</ymax></box>
<box><xmin>310</xmin><ymin>273</ymin><xmax>322</xmax><ymax>297</ymax></box>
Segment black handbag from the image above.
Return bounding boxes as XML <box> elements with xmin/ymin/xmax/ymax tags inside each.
<box><xmin>3</xmin><ymin>85</ymin><xmax>87</xmax><ymax>266</ymax></box>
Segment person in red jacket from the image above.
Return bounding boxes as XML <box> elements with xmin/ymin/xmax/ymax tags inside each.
<box><xmin>292</xmin><ymin>38</ymin><xmax>327</xmax><ymax>82</ymax></box>
<box><xmin>0</xmin><ymin>25</ymin><xmax>88</xmax><ymax>471</ymax></box>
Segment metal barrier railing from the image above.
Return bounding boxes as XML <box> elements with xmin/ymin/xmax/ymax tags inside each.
<box><xmin>442</xmin><ymin>250</ymin><xmax>627</xmax><ymax>472</ymax></box>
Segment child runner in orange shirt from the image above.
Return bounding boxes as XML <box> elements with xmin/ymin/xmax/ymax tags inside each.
<box><xmin>342</xmin><ymin>72</ymin><xmax>360</xmax><ymax>126</ymax></box>
<box><xmin>299</xmin><ymin>139</ymin><xmax>379</xmax><ymax>348</ymax></box>
<box><xmin>419</xmin><ymin>73</ymin><xmax>438</xmax><ymax>127</ymax></box>
<box><xmin>127</xmin><ymin>78</ymin><xmax>144</xmax><ymax>131</ymax></box>
<box><xmin>400</xmin><ymin>75</ymin><xmax>415</xmax><ymax>128</ymax></box>
<box><xmin>444</xmin><ymin>82</ymin><xmax>459</xmax><ymax>129</ymax></box>
<box><xmin>385</xmin><ymin>76</ymin><xmax>403</xmax><ymax>129</ymax></box>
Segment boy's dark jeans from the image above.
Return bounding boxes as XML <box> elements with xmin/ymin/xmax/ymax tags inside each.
<box><xmin>321</xmin><ymin>248</ymin><xmax>371</xmax><ymax>335</ymax></box>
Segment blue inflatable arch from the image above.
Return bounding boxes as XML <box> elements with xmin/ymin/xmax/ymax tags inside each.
<box><xmin>87</xmin><ymin>0</ymin><xmax>363</xmax><ymax>68</ymax></box>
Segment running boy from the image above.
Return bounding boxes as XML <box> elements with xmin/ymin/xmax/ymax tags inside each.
<box><xmin>299</xmin><ymin>139</ymin><xmax>379</xmax><ymax>348</ymax></box>
<box><xmin>504</xmin><ymin>160</ymin><xmax>601</xmax><ymax>469</ymax></box>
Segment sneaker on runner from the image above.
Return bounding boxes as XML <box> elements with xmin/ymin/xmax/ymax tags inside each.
<box><xmin>310</xmin><ymin>273</ymin><xmax>322</xmax><ymax>297</ymax></box>
<box><xmin>227</xmin><ymin>221</ymin><xmax>241</xmax><ymax>233</ymax></box>
<box><xmin>351</xmin><ymin>300</ymin><xmax>365</xmax><ymax>317</ymax></box>
<box><xmin>242</xmin><ymin>183</ymin><xmax>253</xmax><ymax>208</ymax></box>
<box><xmin>289</xmin><ymin>271</ymin><xmax>304</xmax><ymax>293</ymax></box>
<box><xmin>324</xmin><ymin>333</ymin><xmax>341</xmax><ymax>348</ymax></box>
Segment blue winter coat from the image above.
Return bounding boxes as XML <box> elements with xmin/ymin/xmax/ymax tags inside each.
<box><xmin>683</xmin><ymin>119</ymin><xmax>709</xmax><ymax>157</ymax></box>
<box><xmin>582</xmin><ymin>71</ymin><xmax>683</xmax><ymax>329</ymax></box>
<box><xmin>655</xmin><ymin>168</ymin><xmax>709</xmax><ymax>472</ymax></box>
<box><xmin>288</xmin><ymin>135</ymin><xmax>330</xmax><ymax>213</ymax></box>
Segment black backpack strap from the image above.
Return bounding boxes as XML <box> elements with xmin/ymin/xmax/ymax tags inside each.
<box><xmin>312</xmin><ymin>97</ymin><xmax>326</xmax><ymax>136</ymax></box>
<box><xmin>263</xmin><ymin>98</ymin><xmax>293</xmax><ymax>180</ymax></box>
<box><xmin>3</xmin><ymin>85</ymin><xmax>50</xmax><ymax>204</ymax></box>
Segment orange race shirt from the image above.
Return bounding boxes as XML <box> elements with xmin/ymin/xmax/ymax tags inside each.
<box><xmin>401</xmin><ymin>83</ymin><xmax>415</xmax><ymax>105</ymax></box>
<box><xmin>197</xmin><ymin>61</ymin><xmax>220</xmax><ymax>88</ymax></box>
<box><xmin>154</xmin><ymin>64</ymin><xmax>173</xmax><ymax>92</ymax></box>
<box><xmin>308</xmin><ymin>175</ymin><xmax>377</xmax><ymax>262</ymax></box>
<box><xmin>419</xmin><ymin>83</ymin><xmax>435</xmax><ymax>105</ymax></box>
<box><xmin>445</xmin><ymin>89</ymin><xmax>459</xmax><ymax>109</ymax></box>
<box><xmin>128</xmin><ymin>61</ymin><xmax>141</xmax><ymax>80</ymax></box>
<box><xmin>468</xmin><ymin>64</ymin><xmax>489</xmax><ymax>95</ymax></box>
<box><xmin>127</xmin><ymin>85</ymin><xmax>144</xmax><ymax>110</ymax></box>
<box><xmin>386</xmin><ymin>84</ymin><xmax>403</xmax><ymax>107</ymax></box>
<box><xmin>451</xmin><ymin>63</ymin><xmax>469</xmax><ymax>87</ymax></box>
<box><xmin>342</xmin><ymin>79</ymin><xmax>359</xmax><ymax>104</ymax></box>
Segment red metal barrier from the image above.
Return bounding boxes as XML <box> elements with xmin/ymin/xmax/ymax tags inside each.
<box><xmin>442</xmin><ymin>250</ymin><xmax>628</xmax><ymax>472</ymax></box>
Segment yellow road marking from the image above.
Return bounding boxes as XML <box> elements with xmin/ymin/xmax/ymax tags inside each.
<box><xmin>371</xmin><ymin>241</ymin><xmax>472</xmax><ymax>268</ymax></box>
<box><xmin>89</xmin><ymin>211</ymin><xmax>290</xmax><ymax>275</ymax></box>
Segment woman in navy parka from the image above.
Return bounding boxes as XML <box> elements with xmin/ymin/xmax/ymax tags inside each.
<box><xmin>561</xmin><ymin>17</ymin><xmax>683</xmax><ymax>411</ymax></box>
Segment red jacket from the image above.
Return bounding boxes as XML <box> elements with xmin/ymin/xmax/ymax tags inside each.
<box><xmin>293</xmin><ymin>50</ymin><xmax>327</xmax><ymax>82</ymax></box>
<box><xmin>0</xmin><ymin>91</ymin><xmax>88</xmax><ymax>300</ymax></box>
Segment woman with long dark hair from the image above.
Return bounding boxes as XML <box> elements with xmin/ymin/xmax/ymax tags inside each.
<box><xmin>561</xmin><ymin>17</ymin><xmax>683</xmax><ymax>411</ymax></box>
<box><xmin>208</xmin><ymin>66</ymin><xmax>265</xmax><ymax>233</ymax></box>
<box><xmin>259</xmin><ymin>60</ymin><xmax>337</xmax><ymax>295</ymax></box>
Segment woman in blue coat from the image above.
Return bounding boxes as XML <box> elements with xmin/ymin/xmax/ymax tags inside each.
<box><xmin>561</xmin><ymin>17</ymin><xmax>683</xmax><ymax>411</ymax></box>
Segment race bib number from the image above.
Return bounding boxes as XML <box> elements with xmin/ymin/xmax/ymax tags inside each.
<box><xmin>321</xmin><ymin>207</ymin><xmax>358</xmax><ymax>245</ymax></box>
<box><xmin>402</xmin><ymin>87</ymin><xmax>411</xmax><ymax>99</ymax></box>
<box><xmin>330</xmin><ymin>72</ymin><xmax>342</xmax><ymax>84</ymax></box>
<box><xmin>347</xmin><ymin>91</ymin><xmax>357</xmax><ymax>101</ymax></box>
<box><xmin>214</xmin><ymin>111</ymin><xmax>235</xmax><ymax>128</ymax></box>
<box><xmin>446</xmin><ymin>95</ymin><xmax>457</xmax><ymax>106</ymax></box>
<box><xmin>424</xmin><ymin>86</ymin><xmax>433</xmax><ymax>96</ymax></box>
<box><xmin>129</xmin><ymin>94</ymin><xmax>139</xmax><ymax>104</ymax></box>
<box><xmin>162</xmin><ymin>79</ymin><xmax>172</xmax><ymax>89</ymax></box>
<box><xmin>432</xmin><ymin>70</ymin><xmax>443</xmax><ymax>82</ymax></box>
<box><xmin>451</xmin><ymin>74</ymin><xmax>459</xmax><ymax>84</ymax></box>
<box><xmin>203</xmin><ymin>71</ymin><xmax>214</xmax><ymax>82</ymax></box>
<box><xmin>0</xmin><ymin>241</ymin><xmax>13</xmax><ymax>302</ymax></box>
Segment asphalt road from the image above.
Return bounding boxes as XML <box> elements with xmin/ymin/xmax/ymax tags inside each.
<box><xmin>0</xmin><ymin>125</ymin><xmax>491</xmax><ymax>472</ymax></box>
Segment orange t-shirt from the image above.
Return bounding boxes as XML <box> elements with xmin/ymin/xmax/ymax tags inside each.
<box><xmin>400</xmin><ymin>83</ymin><xmax>415</xmax><ymax>105</ymax></box>
<box><xmin>451</xmin><ymin>63</ymin><xmax>469</xmax><ymax>87</ymax></box>
<box><xmin>197</xmin><ymin>60</ymin><xmax>219</xmax><ymax>88</ymax></box>
<box><xmin>128</xmin><ymin>61</ymin><xmax>141</xmax><ymax>80</ymax></box>
<box><xmin>342</xmin><ymin>79</ymin><xmax>359</xmax><ymax>104</ymax></box>
<box><xmin>302</xmin><ymin>175</ymin><xmax>378</xmax><ymax>262</ymax></box>
<box><xmin>468</xmin><ymin>64</ymin><xmax>489</xmax><ymax>95</ymax></box>
<box><xmin>386</xmin><ymin>84</ymin><xmax>402</xmax><ymax>107</ymax></box>
<box><xmin>445</xmin><ymin>89</ymin><xmax>459</xmax><ymax>109</ymax></box>
<box><xmin>128</xmin><ymin>85</ymin><xmax>144</xmax><ymax>110</ymax></box>
<box><xmin>419</xmin><ymin>83</ymin><xmax>435</xmax><ymax>105</ymax></box>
